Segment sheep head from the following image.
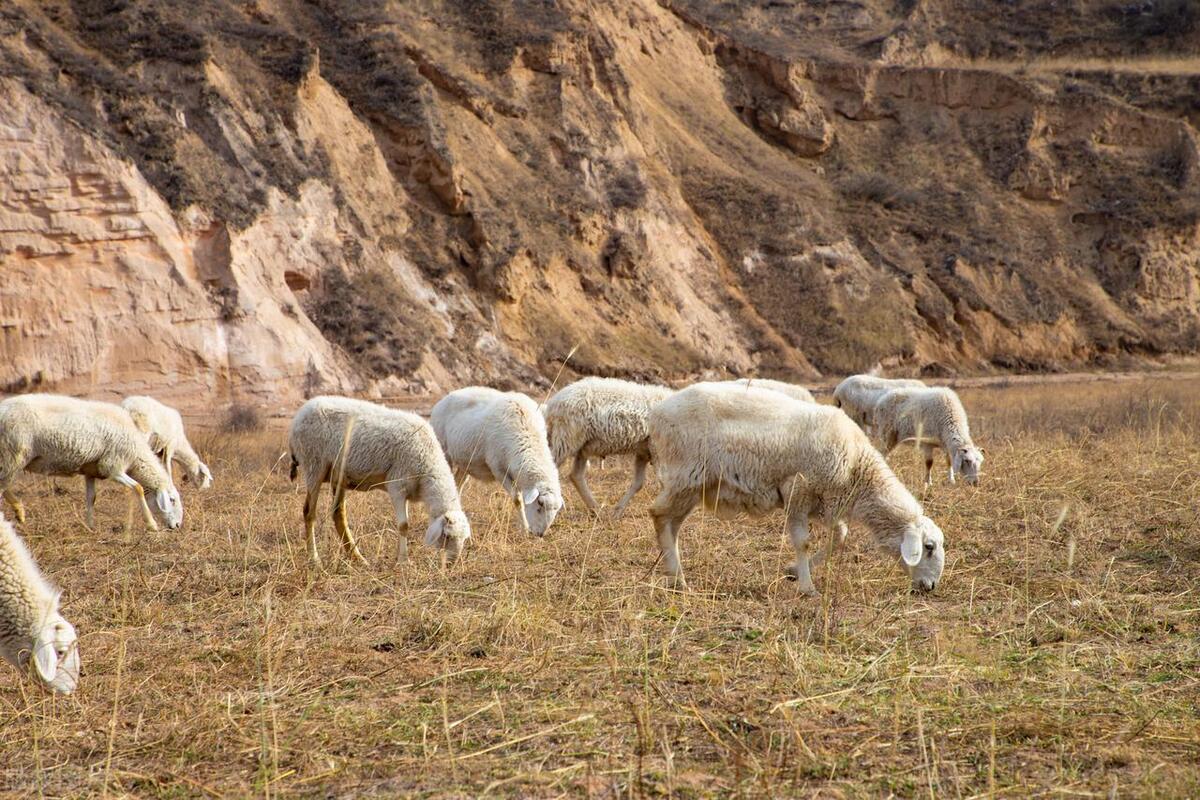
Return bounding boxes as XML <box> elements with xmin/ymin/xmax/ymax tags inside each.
<box><xmin>2</xmin><ymin>596</ymin><xmax>80</xmax><ymax>695</ymax></box>
<box><xmin>952</xmin><ymin>445</ymin><xmax>984</xmax><ymax>486</ymax></box>
<box><xmin>898</xmin><ymin>515</ymin><xmax>945</xmax><ymax>592</ymax></box>
<box><xmin>521</xmin><ymin>486</ymin><xmax>563</xmax><ymax>538</ymax></box>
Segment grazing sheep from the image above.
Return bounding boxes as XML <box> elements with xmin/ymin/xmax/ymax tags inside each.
<box><xmin>0</xmin><ymin>395</ymin><xmax>183</xmax><ymax>531</ymax></box>
<box><xmin>872</xmin><ymin>387</ymin><xmax>983</xmax><ymax>486</ymax></box>
<box><xmin>0</xmin><ymin>512</ymin><xmax>79</xmax><ymax>693</ymax></box>
<box><xmin>648</xmin><ymin>382</ymin><xmax>946</xmax><ymax>594</ymax></box>
<box><xmin>832</xmin><ymin>375</ymin><xmax>925</xmax><ymax>430</ymax></box>
<box><xmin>288</xmin><ymin>396</ymin><xmax>470</xmax><ymax>566</ymax></box>
<box><xmin>724</xmin><ymin>378</ymin><xmax>815</xmax><ymax>404</ymax></box>
<box><xmin>430</xmin><ymin>387</ymin><xmax>563</xmax><ymax>537</ymax></box>
<box><xmin>122</xmin><ymin>396</ymin><xmax>213</xmax><ymax>489</ymax></box>
<box><xmin>542</xmin><ymin>377</ymin><xmax>675</xmax><ymax>518</ymax></box>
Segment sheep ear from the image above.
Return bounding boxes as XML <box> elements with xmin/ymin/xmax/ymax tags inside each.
<box><xmin>522</xmin><ymin>488</ymin><xmax>539</xmax><ymax>505</ymax></box>
<box><xmin>32</xmin><ymin>639</ymin><xmax>57</xmax><ymax>683</ymax></box>
<box><xmin>425</xmin><ymin>517</ymin><xmax>446</xmax><ymax>548</ymax></box>
<box><xmin>900</xmin><ymin>528</ymin><xmax>923</xmax><ymax>567</ymax></box>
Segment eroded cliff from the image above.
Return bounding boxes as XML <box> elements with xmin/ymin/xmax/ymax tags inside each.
<box><xmin>2</xmin><ymin>0</ymin><xmax>1198</xmax><ymax>409</ymax></box>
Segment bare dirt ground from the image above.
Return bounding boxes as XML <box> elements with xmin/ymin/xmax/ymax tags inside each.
<box><xmin>1</xmin><ymin>376</ymin><xmax>1199</xmax><ymax>797</ymax></box>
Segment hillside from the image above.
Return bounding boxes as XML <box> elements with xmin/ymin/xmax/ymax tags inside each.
<box><xmin>2</xmin><ymin>0</ymin><xmax>1199</xmax><ymax>409</ymax></box>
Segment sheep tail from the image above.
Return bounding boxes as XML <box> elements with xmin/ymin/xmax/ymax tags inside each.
<box><xmin>289</xmin><ymin>454</ymin><xmax>298</xmax><ymax>482</ymax></box>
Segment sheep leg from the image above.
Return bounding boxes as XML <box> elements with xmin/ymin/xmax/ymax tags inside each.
<box><xmin>2</xmin><ymin>488</ymin><xmax>26</xmax><ymax>525</ymax></box>
<box><xmin>785</xmin><ymin>508</ymin><xmax>818</xmax><ymax>596</ymax></box>
<box><xmin>501</xmin><ymin>475</ymin><xmax>530</xmax><ymax>533</ymax></box>
<box><xmin>650</xmin><ymin>490</ymin><xmax>695</xmax><ymax>590</ymax></box>
<box><xmin>946</xmin><ymin>451</ymin><xmax>957</xmax><ymax>484</ymax></box>
<box><xmin>331</xmin><ymin>482</ymin><xmax>368</xmax><ymax>566</ymax></box>
<box><xmin>303</xmin><ymin>477</ymin><xmax>323</xmax><ymax>567</ymax></box>
<box><xmin>809</xmin><ymin>520</ymin><xmax>848</xmax><ymax>570</ymax></box>
<box><xmin>569</xmin><ymin>455</ymin><xmax>600</xmax><ymax>516</ymax></box>
<box><xmin>612</xmin><ymin>451</ymin><xmax>650</xmax><ymax>520</ymax></box>
<box><xmin>112</xmin><ymin>472</ymin><xmax>157</xmax><ymax>531</ymax></box>
<box><xmin>387</xmin><ymin>483</ymin><xmax>410</xmax><ymax>563</ymax></box>
<box><xmin>921</xmin><ymin>443</ymin><xmax>937</xmax><ymax>487</ymax></box>
<box><xmin>84</xmin><ymin>477</ymin><xmax>96</xmax><ymax>531</ymax></box>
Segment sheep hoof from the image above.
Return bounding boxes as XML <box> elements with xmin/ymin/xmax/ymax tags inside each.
<box><xmin>785</xmin><ymin>565</ymin><xmax>820</xmax><ymax>596</ymax></box>
<box><xmin>665</xmin><ymin>574</ymin><xmax>688</xmax><ymax>591</ymax></box>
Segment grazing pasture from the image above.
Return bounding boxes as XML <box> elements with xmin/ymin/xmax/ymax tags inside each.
<box><xmin>1</xmin><ymin>376</ymin><xmax>1198</xmax><ymax>797</ymax></box>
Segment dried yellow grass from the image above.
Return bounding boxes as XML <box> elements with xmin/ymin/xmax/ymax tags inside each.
<box><xmin>1</xmin><ymin>377</ymin><xmax>1199</xmax><ymax>797</ymax></box>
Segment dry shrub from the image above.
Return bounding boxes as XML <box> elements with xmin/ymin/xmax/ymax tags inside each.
<box><xmin>223</xmin><ymin>402</ymin><xmax>263</xmax><ymax>433</ymax></box>
<box><xmin>837</xmin><ymin>171</ymin><xmax>919</xmax><ymax>210</ymax></box>
<box><xmin>305</xmin><ymin>267</ymin><xmax>427</xmax><ymax>379</ymax></box>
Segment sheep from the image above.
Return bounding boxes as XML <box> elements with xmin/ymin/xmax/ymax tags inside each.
<box><xmin>723</xmin><ymin>378</ymin><xmax>815</xmax><ymax>404</ymax></box>
<box><xmin>288</xmin><ymin>396</ymin><xmax>470</xmax><ymax>567</ymax></box>
<box><xmin>648</xmin><ymin>382</ymin><xmax>946</xmax><ymax>594</ymax></box>
<box><xmin>542</xmin><ymin>377</ymin><xmax>675</xmax><ymax>519</ymax></box>
<box><xmin>122</xmin><ymin>396</ymin><xmax>213</xmax><ymax>489</ymax></box>
<box><xmin>430</xmin><ymin>387</ymin><xmax>563</xmax><ymax>537</ymax></box>
<box><xmin>0</xmin><ymin>512</ymin><xmax>79</xmax><ymax>693</ymax></box>
<box><xmin>871</xmin><ymin>386</ymin><xmax>983</xmax><ymax>486</ymax></box>
<box><xmin>832</xmin><ymin>375</ymin><xmax>925</xmax><ymax>430</ymax></box>
<box><xmin>0</xmin><ymin>395</ymin><xmax>183</xmax><ymax>532</ymax></box>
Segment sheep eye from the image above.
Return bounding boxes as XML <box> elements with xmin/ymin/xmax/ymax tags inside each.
<box><xmin>924</xmin><ymin>542</ymin><xmax>936</xmax><ymax>554</ymax></box>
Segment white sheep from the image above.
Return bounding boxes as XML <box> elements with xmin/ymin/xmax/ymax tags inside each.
<box><xmin>832</xmin><ymin>375</ymin><xmax>925</xmax><ymax>430</ymax></box>
<box><xmin>0</xmin><ymin>395</ymin><xmax>183</xmax><ymax>531</ymax></box>
<box><xmin>872</xmin><ymin>386</ymin><xmax>983</xmax><ymax>486</ymax></box>
<box><xmin>122</xmin><ymin>396</ymin><xmax>213</xmax><ymax>489</ymax></box>
<box><xmin>724</xmin><ymin>378</ymin><xmax>815</xmax><ymax>403</ymax></box>
<box><xmin>648</xmin><ymin>382</ymin><xmax>945</xmax><ymax>594</ymax></box>
<box><xmin>542</xmin><ymin>377</ymin><xmax>675</xmax><ymax>518</ymax></box>
<box><xmin>288</xmin><ymin>396</ymin><xmax>471</xmax><ymax>566</ymax></box>
<box><xmin>430</xmin><ymin>387</ymin><xmax>563</xmax><ymax>537</ymax></box>
<box><xmin>0</xmin><ymin>512</ymin><xmax>79</xmax><ymax>693</ymax></box>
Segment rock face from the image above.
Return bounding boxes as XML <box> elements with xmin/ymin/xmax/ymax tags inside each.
<box><xmin>1</xmin><ymin>1</ymin><xmax>1199</xmax><ymax>410</ymax></box>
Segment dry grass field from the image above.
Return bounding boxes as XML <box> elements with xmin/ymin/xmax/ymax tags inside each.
<box><xmin>1</xmin><ymin>376</ymin><xmax>1199</xmax><ymax>798</ymax></box>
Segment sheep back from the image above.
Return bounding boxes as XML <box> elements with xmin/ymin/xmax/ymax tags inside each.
<box><xmin>543</xmin><ymin>377</ymin><xmax>674</xmax><ymax>465</ymax></box>
<box><xmin>650</xmin><ymin>383</ymin><xmax>870</xmax><ymax>516</ymax></box>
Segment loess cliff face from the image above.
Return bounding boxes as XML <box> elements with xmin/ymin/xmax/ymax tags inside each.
<box><xmin>2</xmin><ymin>0</ymin><xmax>1199</xmax><ymax>410</ymax></box>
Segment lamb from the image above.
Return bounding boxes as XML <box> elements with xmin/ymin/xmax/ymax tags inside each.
<box><xmin>0</xmin><ymin>512</ymin><xmax>79</xmax><ymax>693</ymax></box>
<box><xmin>430</xmin><ymin>387</ymin><xmax>563</xmax><ymax>537</ymax></box>
<box><xmin>723</xmin><ymin>378</ymin><xmax>815</xmax><ymax>404</ymax></box>
<box><xmin>288</xmin><ymin>396</ymin><xmax>471</xmax><ymax>567</ymax></box>
<box><xmin>542</xmin><ymin>377</ymin><xmax>675</xmax><ymax>518</ymax></box>
<box><xmin>0</xmin><ymin>395</ymin><xmax>183</xmax><ymax>531</ymax></box>
<box><xmin>871</xmin><ymin>386</ymin><xmax>983</xmax><ymax>486</ymax></box>
<box><xmin>122</xmin><ymin>396</ymin><xmax>213</xmax><ymax>489</ymax></box>
<box><xmin>833</xmin><ymin>375</ymin><xmax>925</xmax><ymax>430</ymax></box>
<box><xmin>648</xmin><ymin>382</ymin><xmax>945</xmax><ymax>594</ymax></box>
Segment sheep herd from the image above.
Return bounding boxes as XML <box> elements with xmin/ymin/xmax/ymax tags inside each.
<box><xmin>0</xmin><ymin>374</ymin><xmax>982</xmax><ymax>697</ymax></box>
